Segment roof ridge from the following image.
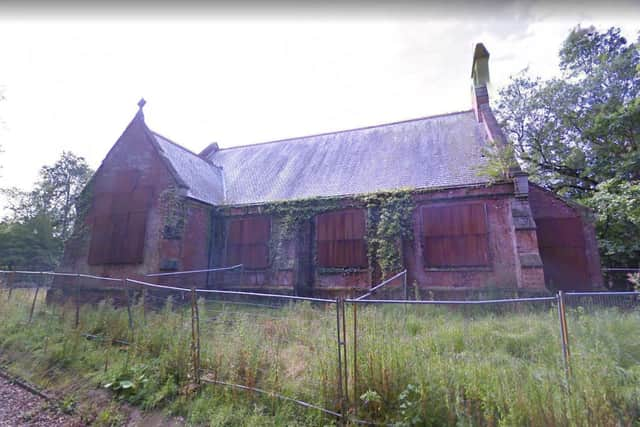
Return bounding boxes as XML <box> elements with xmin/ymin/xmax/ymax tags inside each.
<box><xmin>212</xmin><ymin>109</ymin><xmax>473</xmax><ymax>154</ymax></box>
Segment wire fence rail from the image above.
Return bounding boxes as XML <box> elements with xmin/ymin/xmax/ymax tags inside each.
<box><xmin>0</xmin><ymin>269</ymin><xmax>639</xmax><ymax>425</ymax></box>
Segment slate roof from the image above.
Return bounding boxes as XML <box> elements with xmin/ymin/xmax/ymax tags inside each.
<box><xmin>149</xmin><ymin>109</ymin><xmax>492</xmax><ymax>206</ymax></box>
<box><xmin>206</xmin><ymin>110</ymin><xmax>490</xmax><ymax>205</ymax></box>
<box><xmin>152</xmin><ymin>132</ymin><xmax>225</xmax><ymax>205</ymax></box>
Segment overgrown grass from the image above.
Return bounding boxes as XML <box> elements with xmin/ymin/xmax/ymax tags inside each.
<box><xmin>0</xmin><ymin>288</ymin><xmax>639</xmax><ymax>426</ymax></box>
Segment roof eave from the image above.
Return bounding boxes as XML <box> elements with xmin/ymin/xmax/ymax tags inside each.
<box><xmin>217</xmin><ymin>180</ymin><xmax>508</xmax><ymax>208</ymax></box>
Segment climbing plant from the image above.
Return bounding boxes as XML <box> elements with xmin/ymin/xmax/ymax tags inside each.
<box><xmin>360</xmin><ymin>189</ymin><xmax>415</xmax><ymax>275</ymax></box>
<box><xmin>159</xmin><ymin>186</ymin><xmax>186</xmax><ymax>240</ymax></box>
<box><xmin>262</xmin><ymin>197</ymin><xmax>342</xmax><ymax>238</ymax></box>
<box><xmin>256</xmin><ymin>189</ymin><xmax>416</xmax><ymax>275</ymax></box>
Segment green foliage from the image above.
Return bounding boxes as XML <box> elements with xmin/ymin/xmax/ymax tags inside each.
<box><xmin>361</xmin><ymin>190</ymin><xmax>415</xmax><ymax>275</ymax></box>
<box><xmin>2</xmin><ymin>151</ymin><xmax>94</xmax><ymax>241</ymax></box>
<box><xmin>0</xmin><ymin>90</ymin><xmax>4</xmax><ymax>177</ymax></box>
<box><xmin>59</xmin><ymin>394</ymin><xmax>77</xmax><ymax>414</ymax></box>
<box><xmin>68</xmin><ymin>177</ymin><xmax>94</xmax><ymax>240</ymax></box>
<box><xmin>2</xmin><ymin>290</ymin><xmax>640</xmax><ymax>425</ymax></box>
<box><xmin>94</xmin><ymin>403</ymin><xmax>126</xmax><ymax>427</ymax></box>
<box><xmin>476</xmin><ymin>139</ymin><xmax>518</xmax><ymax>183</ymax></box>
<box><xmin>396</xmin><ymin>384</ymin><xmax>423</xmax><ymax>427</ymax></box>
<box><xmin>359</xmin><ymin>389</ymin><xmax>383</xmax><ymax>419</ymax></box>
<box><xmin>582</xmin><ymin>179</ymin><xmax>640</xmax><ymax>267</ymax></box>
<box><xmin>258</xmin><ymin>189</ymin><xmax>414</xmax><ymax>275</ymax></box>
<box><xmin>103</xmin><ymin>363</ymin><xmax>150</xmax><ymax>398</ymax></box>
<box><xmin>262</xmin><ymin>197</ymin><xmax>341</xmax><ymax>238</ymax></box>
<box><xmin>0</xmin><ymin>151</ymin><xmax>93</xmax><ymax>268</ymax></box>
<box><xmin>0</xmin><ymin>214</ymin><xmax>62</xmax><ymax>269</ymax></box>
<box><xmin>495</xmin><ymin>25</ymin><xmax>640</xmax><ymax>268</ymax></box>
<box><xmin>159</xmin><ymin>186</ymin><xmax>186</xmax><ymax>239</ymax></box>
<box><xmin>496</xmin><ymin>26</ymin><xmax>639</xmax><ymax>197</ymax></box>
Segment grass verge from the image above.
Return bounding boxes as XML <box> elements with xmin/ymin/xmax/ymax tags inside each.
<box><xmin>0</xmin><ymin>288</ymin><xmax>639</xmax><ymax>426</ymax></box>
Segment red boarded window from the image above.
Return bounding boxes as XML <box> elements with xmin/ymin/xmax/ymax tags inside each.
<box><xmin>316</xmin><ymin>209</ymin><xmax>367</xmax><ymax>268</ymax></box>
<box><xmin>88</xmin><ymin>188</ymin><xmax>151</xmax><ymax>265</ymax></box>
<box><xmin>226</xmin><ymin>216</ymin><xmax>270</xmax><ymax>269</ymax></box>
<box><xmin>421</xmin><ymin>203</ymin><xmax>489</xmax><ymax>268</ymax></box>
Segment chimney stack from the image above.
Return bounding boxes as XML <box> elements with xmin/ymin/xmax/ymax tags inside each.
<box><xmin>199</xmin><ymin>142</ymin><xmax>219</xmax><ymax>159</ymax></box>
<box><xmin>471</xmin><ymin>43</ymin><xmax>490</xmax><ymax>122</ymax></box>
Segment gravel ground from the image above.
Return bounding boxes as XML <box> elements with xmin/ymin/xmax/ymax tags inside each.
<box><xmin>0</xmin><ymin>376</ymin><xmax>79</xmax><ymax>426</ymax></box>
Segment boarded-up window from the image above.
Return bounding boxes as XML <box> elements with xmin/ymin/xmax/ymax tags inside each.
<box><xmin>316</xmin><ymin>209</ymin><xmax>367</xmax><ymax>268</ymax></box>
<box><xmin>421</xmin><ymin>203</ymin><xmax>489</xmax><ymax>268</ymax></box>
<box><xmin>88</xmin><ymin>189</ymin><xmax>151</xmax><ymax>265</ymax></box>
<box><xmin>226</xmin><ymin>216</ymin><xmax>270</xmax><ymax>269</ymax></box>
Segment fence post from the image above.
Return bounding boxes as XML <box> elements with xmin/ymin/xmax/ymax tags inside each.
<box><xmin>122</xmin><ymin>279</ymin><xmax>134</xmax><ymax>332</ymax></box>
<box><xmin>190</xmin><ymin>287</ymin><xmax>201</xmax><ymax>385</ymax></box>
<box><xmin>334</xmin><ymin>297</ymin><xmax>350</xmax><ymax>422</ymax></box>
<box><xmin>335</xmin><ymin>298</ymin><xmax>345</xmax><ymax>423</ymax></box>
<box><xmin>341</xmin><ymin>297</ymin><xmax>349</xmax><ymax>406</ymax></box>
<box><xmin>74</xmin><ymin>274</ymin><xmax>81</xmax><ymax>329</ymax></box>
<box><xmin>352</xmin><ymin>301</ymin><xmax>358</xmax><ymax>410</ymax></box>
<box><xmin>142</xmin><ymin>286</ymin><xmax>148</xmax><ymax>323</ymax></box>
<box><xmin>557</xmin><ymin>291</ymin><xmax>571</xmax><ymax>385</ymax></box>
<box><xmin>28</xmin><ymin>286</ymin><xmax>40</xmax><ymax>323</ymax></box>
<box><xmin>403</xmin><ymin>271</ymin><xmax>408</xmax><ymax>300</ymax></box>
<box><xmin>195</xmin><ymin>289</ymin><xmax>201</xmax><ymax>381</ymax></box>
<box><xmin>7</xmin><ymin>271</ymin><xmax>15</xmax><ymax>301</ymax></box>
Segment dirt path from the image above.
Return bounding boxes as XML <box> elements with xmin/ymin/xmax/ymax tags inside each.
<box><xmin>0</xmin><ymin>376</ymin><xmax>80</xmax><ymax>426</ymax></box>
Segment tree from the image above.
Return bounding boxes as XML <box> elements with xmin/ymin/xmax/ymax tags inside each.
<box><xmin>495</xmin><ymin>26</ymin><xmax>640</xmax><ymax>270</ymax></box>
<box><xmin>0</xmin><ymin>214</ymin><xmax>62</xmax><ymax>270</ymax></box>
<box><xmin>583</xmin><ymin>179</ymin><xmax>640</xmax><ymax>267</ymax></box>
<box><xmin>35</xmin><ymin>151</ymin><xmax>94</xmax><ymax>241</ymax></box>
<box><xmin>3</xmin><ymin>151</ymin><xmax>94</xmax><ymax>242</ymax></box>
<box><xmin>496</xmin><ymin>26</ymin><xmax>639</xmax><ymax>197</ymax></box>
<box><xmin>0</xmin><ymin>89</ymin><xmax>4</xmax><ymax>177</ymax></box>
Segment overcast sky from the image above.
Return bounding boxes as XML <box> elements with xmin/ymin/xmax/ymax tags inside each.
<box><xmin>0</xmin><ymin>2</ymin><xmax>639</xmax><ymax>204</ymax></box>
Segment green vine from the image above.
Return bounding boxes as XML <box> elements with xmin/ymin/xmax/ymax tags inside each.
<box><xmin>262</xmin><ymin>197</ymin><xmax>342</xmax><ymax>238</ymax></box>
<box><xmin>160</xmin><ymin>186</ymin><xmax>186</xmax><ymax>240</ymax></box>
<box><xmin>360</xmin><ymin>189</ymin><xmax>415</xmax><ymax>275</ymax></box>
<box><xmin>228</xmin><ymin>189</ymin><xmax>416</xmax><ymax>276</ymax></box>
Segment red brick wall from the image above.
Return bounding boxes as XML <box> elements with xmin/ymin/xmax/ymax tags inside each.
<box><xmin>156</xmin><ymin>200</ymin><xmax>214</xmax><ymax>289</ymax></box>
<box><xmin>213</xmin><ymin>183</ymin><xmax>545</xmax><ymax>296</ymax></box>
<box><xmin>404</xmin><ymin>184</ymin><xmax>521</xmax><ymax>291</ymax></box>
<box><xmin>61</xmin><ymin>120</ymin><xmax>600</xmax><ymax>297</ymax></box>
<box><xmin>529</xmin><ymin>185</ymin><xmax>602</xmax><ymax>290</ymax></box>
<box><xmin>59</xmin><ymin>116</ymin><xmax>186</xmax><ymax>283</ymax></box>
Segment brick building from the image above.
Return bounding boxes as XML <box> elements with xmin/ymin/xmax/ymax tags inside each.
<box><xmin>58</xmin><ymin>43</ymin><xmax>602</xmax><ymax>297</ymax></box>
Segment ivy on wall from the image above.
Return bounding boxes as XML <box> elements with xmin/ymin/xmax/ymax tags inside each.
<box><xmin>159</xmin><ymin>186</ymin><xmax>186</xmax><ymax>240</ymax></box>
<box><xmin>361</xmin><ymin>190</ymin><xmax>415</xmax><ymax>275</ymax></box>
<box><xmin>262</xmin><ymin>197</ymin><xmax>341</xmax><ymax>237</ymax></box>
<box><xmin>216</xmin><ymin>189</ymin><xmax>417</xmax><ymax>276</ymax></box>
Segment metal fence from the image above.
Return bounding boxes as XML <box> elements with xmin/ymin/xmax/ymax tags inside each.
<box><xmin>0</xmin><ymin>269</ymin><xmax>639</xmax><ymax>425</ymax></box>
<box><xmin>602</xmin><ymin>267</ymin><xmax>640</xmax><ymax>290</ymax></box>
